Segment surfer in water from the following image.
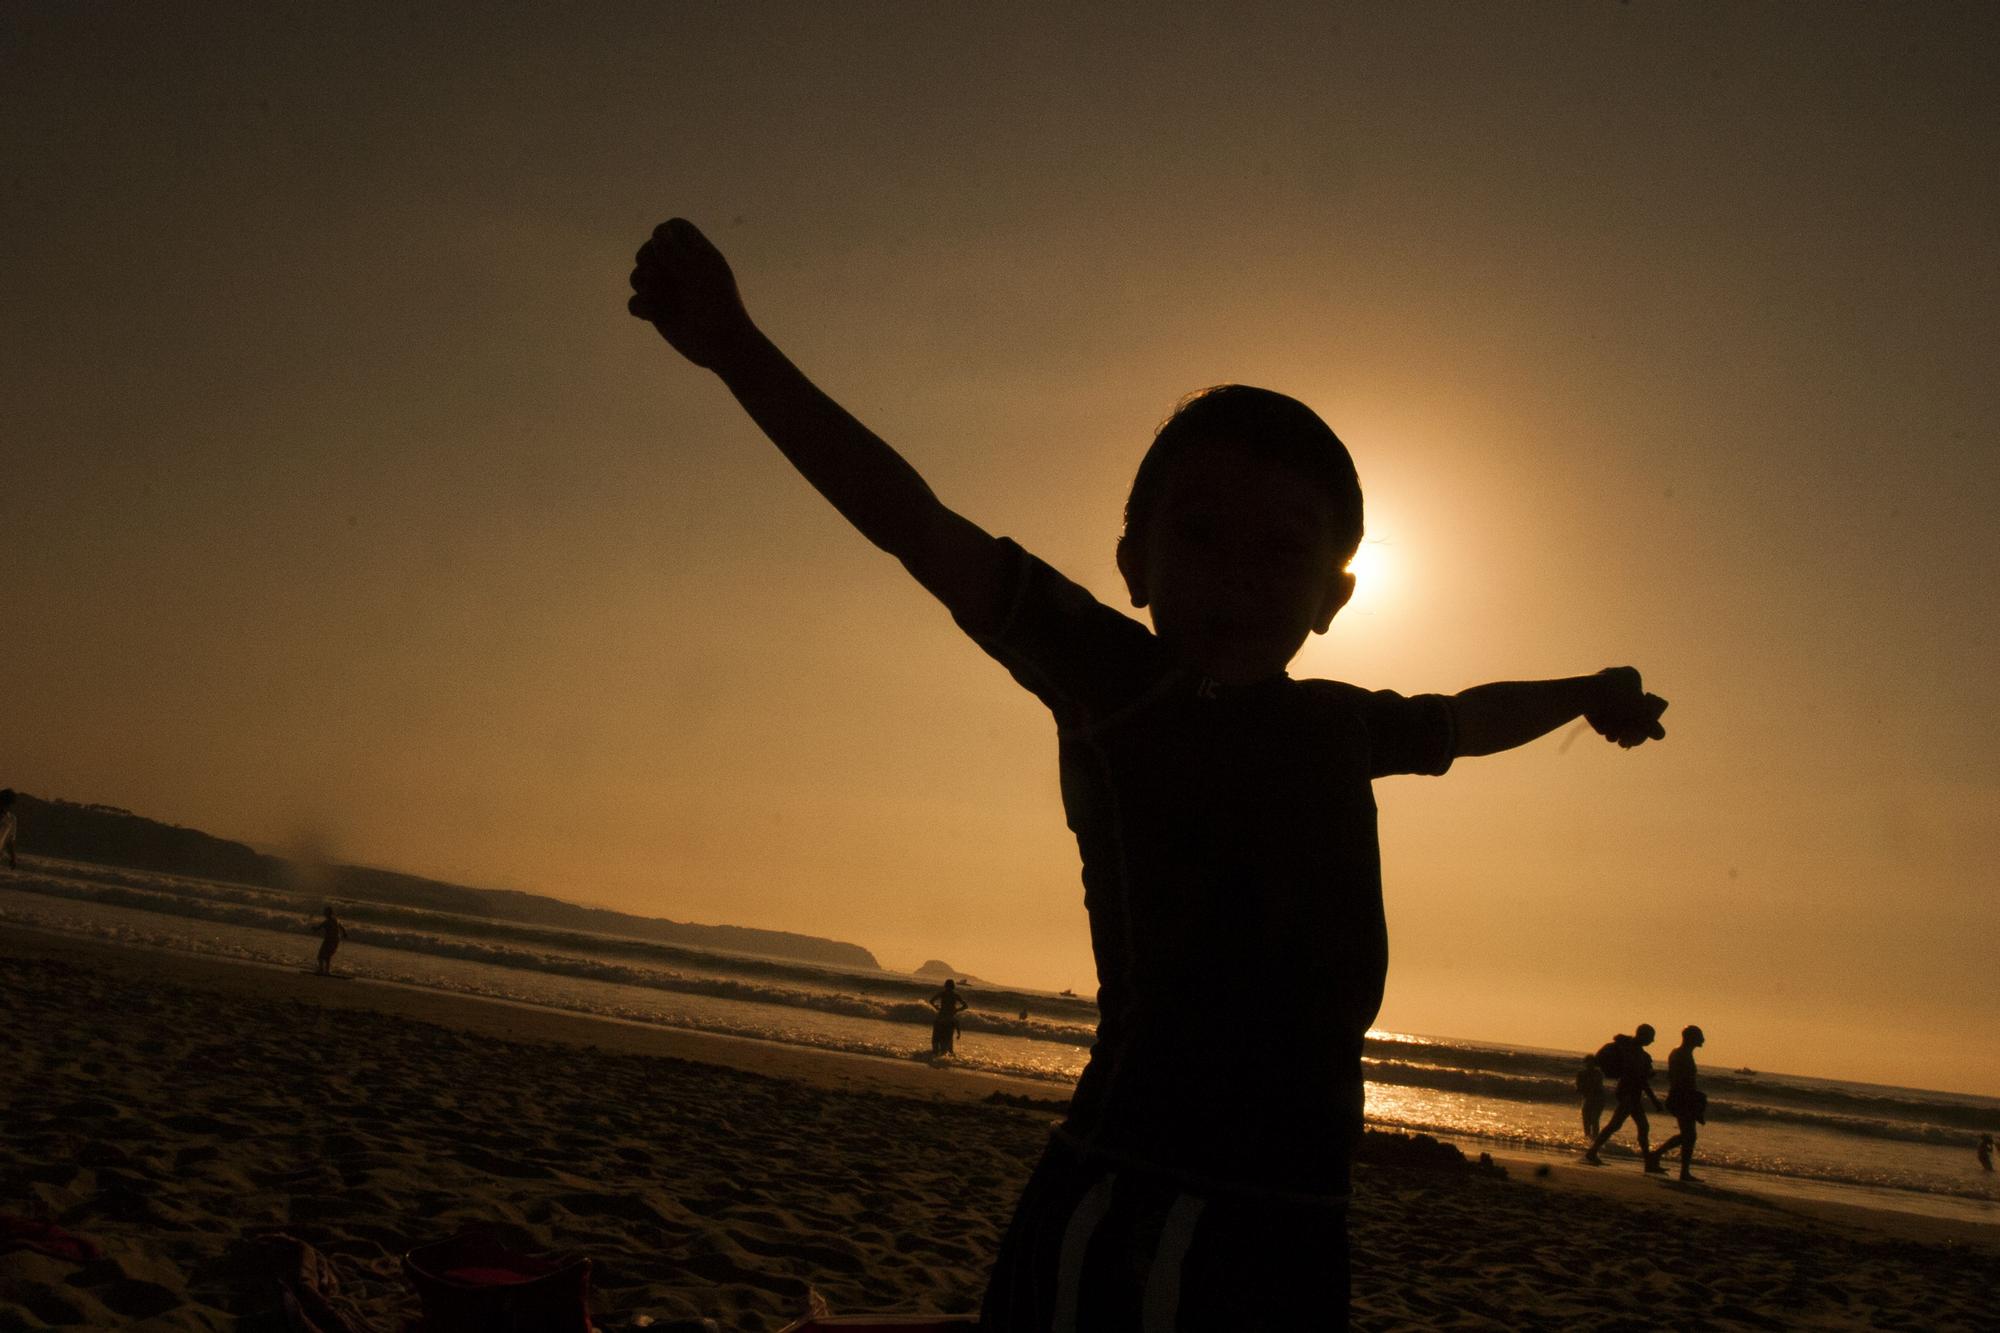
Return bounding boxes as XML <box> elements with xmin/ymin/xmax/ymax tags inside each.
<box><xmin>313</xmin><ymin>904</ymin><xmax>348</xmax><ymax>976</ymax></box>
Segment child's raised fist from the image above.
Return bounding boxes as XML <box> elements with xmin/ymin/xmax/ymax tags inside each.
<box><xmin>628</xmin><ymin>218</ymin><xmax>756</xmax><ymax>370</ymax></box>
<box><xmin>1586</xmin><ymin>666</ymin><xmax>1669</xmax><ymax>749</ymax></box>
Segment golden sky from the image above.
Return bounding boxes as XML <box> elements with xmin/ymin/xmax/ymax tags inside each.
<box><xmin>5</xmin><ymin>4</ymin><xmax>1995</xmax><ymax>1094</ymax></box>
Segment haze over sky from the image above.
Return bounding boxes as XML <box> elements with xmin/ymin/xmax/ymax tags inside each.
<box><xmin>5</xmin><ymin>3</ymin><xmax>1995</xmax><ymax>1094</ymax></box>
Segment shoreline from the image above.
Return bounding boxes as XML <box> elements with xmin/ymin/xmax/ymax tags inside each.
<box><xmin>4</xmin><ymin>925</ymin><xmax>1998</xmax><ymax>1329</ymax></box>
<box><xmin>8</xmin><ymin>921</ymin><xmax>1994</xmax><ymax>1234</ymax></box>
<box><xmin>0</xmin><ymin>921</ymin><xmax>1071</xmax><ymax>1109</ymax></box>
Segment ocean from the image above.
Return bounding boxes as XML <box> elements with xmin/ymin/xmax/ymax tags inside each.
<box><xmin>6</xmin><ymin>857</ymin><xmax>1997</xmax><ymax>1228</ymax></box>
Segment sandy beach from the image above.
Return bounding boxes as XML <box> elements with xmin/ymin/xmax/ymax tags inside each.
<box><xmin>1</xmin><ymin>926</ymin><xmax>1995</xmax><ymax>1331</ymax></box>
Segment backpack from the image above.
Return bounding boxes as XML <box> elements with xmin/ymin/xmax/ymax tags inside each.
<box><xmin>1593</xmin><ymin>1038</ymin><xmax>1630</xmax><ymax>1081</ymax></box>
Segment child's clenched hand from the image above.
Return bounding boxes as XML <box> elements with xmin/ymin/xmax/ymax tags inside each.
<box><xmin>1587</xmin><ymin>667</ymin><xmax>1669</xmax><ymax>748</ymax></box>
<box><xmin>629</xmin><ymin>218</ymin><xmax>756</xmax><ymax>370</ymax></box>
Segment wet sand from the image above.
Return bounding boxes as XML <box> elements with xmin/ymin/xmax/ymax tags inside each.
<box><xmin>2</xmin><ymin>926</ymin><xmax>1995</xmax><ymax>1330</ymax></box>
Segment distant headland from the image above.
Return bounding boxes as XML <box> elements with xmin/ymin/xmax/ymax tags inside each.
<box><xmin>6</xmin><ymin>793</ymin><xmax>881</xmax><ymax>972</ymax></box>
<box><xmin>914</xmin><ymin>959</ymin><xmax>993</xmax><ymax>985</ymax></box>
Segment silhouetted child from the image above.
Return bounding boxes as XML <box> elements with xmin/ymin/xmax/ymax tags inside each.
<box><xmin>1585</xmin><ymin>1023</ymin><xmax>1662</xmax><ymax>1167</ymax></box>
<box><xmin>313</xmin><ymin>905</ymin><xmax>347</xmax><ymax>976</ymax></box>
<box><xmin>930</xmin><ymin>978</ymin><xmax>969</xmax><ymax>1057</ymax></box>
<box><xmin>1577</xmin><ymin>1053</ymin><xmax>1606</xmax><ymax>1142</ymax></box>
<box><xmin>628</xmin><ymin>217</ymin><xmax>1669</xmax><ymax>1331</ymax></box>
<box><xmin>1646</xmin><ymin>1025</ymin><xmax>1706</xmax><ymax>1181</ymax></box>
<box><xmin>0</xmin><ymin>789</ymin><xmax>16</xmax><ymax>871</ymax></box>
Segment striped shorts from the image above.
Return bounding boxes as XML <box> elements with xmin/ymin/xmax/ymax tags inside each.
<box><xmin>980</xmin><ymin>1135</ymin><xmax>1351</xmax><ymax>1331</ymax></box>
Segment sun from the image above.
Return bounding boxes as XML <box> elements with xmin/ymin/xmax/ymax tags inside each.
<box><xmin>1344</xmin><ymin>536</ymin><xmax>1392</xmax><ymax>611</ymax></box>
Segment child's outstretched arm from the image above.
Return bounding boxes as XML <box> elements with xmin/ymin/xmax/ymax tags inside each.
<box><xmin>628</xmin><ymin>218</ymin><xmax>1007</xmax><ymax>624</ymax></box>
<box><xmin>1451</xmin><ymin>666</ymin><xmax>1667</xmax><ymax>757</ymax></box>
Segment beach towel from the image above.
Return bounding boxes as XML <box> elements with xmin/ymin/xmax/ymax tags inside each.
<box><xmin>403</xmin><ymin>1230</ymin><xmax>592</xmax><ymax>1333</ymax></box>
<box><xmin>248</xmin><ymin>1233</ymin><xmax>373</xmax><ymax>1333</ymax></box>
<box><xmin>772</xmin><ymin>1312</ymin><xmax>976</xmax><ymax>1320</ymax></box>
<box><xmin>0</xmin><ymin>1214</ymin><xmax>100</xmax><ymax>1264</ymax></box>
<box><xmin>773</xmin><ymin>1290</ymin><xmax>975</xmax><ymax>1331</ymax></box>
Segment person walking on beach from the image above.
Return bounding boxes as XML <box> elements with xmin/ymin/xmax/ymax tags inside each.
<box><xmin>1584</xmin><ymin>1023</ymin><xmax>1661</xmax><ymax>1166</ymax></box>
<box><xmin>1577</xmin><ymin>1053</ymin><xmax>1606</xmax><ymax>1142</ymax></box>
<box><xmin>628</xmin><ymin>216</ymin><xmax>1669</xmax><ymax>1330</ymax></box>
<box><xmin>929</xmin><ymin>978</ymin><xmax>969</xmax><ymax>1057</ymax></box>
<box><xmin>0</xmin><ymin>789</ymin><xmax>17</xmax><ymax>871</ymax></box>
<box><xmin>312</xmin><ymin>905</ymin><xmax>348</xmax><ymax>976</ymax></box>
<box><xmin>1979</xmin><ymin>1133</ymin><xmax>1994</xmax><ymax>1172</ymax></box>
<box><xmin>1646</xmin><ymin>1025</ymin><xmax>1707</xmax><ymax>1181</ymax></box>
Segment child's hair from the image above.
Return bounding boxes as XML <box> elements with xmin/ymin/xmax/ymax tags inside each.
<box><xmin>1122</xmin><ymin>385</ymin><xmax>1365</xmax><ymax>563</ymax></box>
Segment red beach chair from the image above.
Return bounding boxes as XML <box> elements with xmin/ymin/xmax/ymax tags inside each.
<box><xmin>402</xmin><ymin>1231</ymin><xmax>593</xmax><ymax>1333</ymax></box>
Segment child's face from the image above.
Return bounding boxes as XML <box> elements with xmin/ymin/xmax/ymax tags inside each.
<box><xmin>1119</xmin><ymin>442</ymin><xmax>1355</xmax><ymax>683</ymax></box>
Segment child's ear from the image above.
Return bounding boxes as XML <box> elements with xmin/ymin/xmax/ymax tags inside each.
<box><xmin>1311</xmin><ymin>570</ymin><xmax>1357</xmax><ymax>634</ymax></box>
<box><xmin>1116</xmin><ymin>534</ymin><xmax>1150</xmax><ymax>608</ymax></box>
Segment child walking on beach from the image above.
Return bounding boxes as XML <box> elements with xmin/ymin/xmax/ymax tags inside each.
<box><xmin>627</xmin><ymin>218</ymin><xmax>1668</xmax><ymax>1330</ymax></box>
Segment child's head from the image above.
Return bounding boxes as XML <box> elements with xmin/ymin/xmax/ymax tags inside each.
<box><xmin>1635</xmin><ymin>1023</ymin><xmax>1656</xmax><ymax>1044</ymax></box>
<box><xmin>1123</xmin><ymin>387</ymin><xmax>1364</xmax><ymax>559</ymax></box>
<box><xmin>1116</xmin><ymin>386</ymin><xmax>1364</xmax><ymax>682</ymax></box>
